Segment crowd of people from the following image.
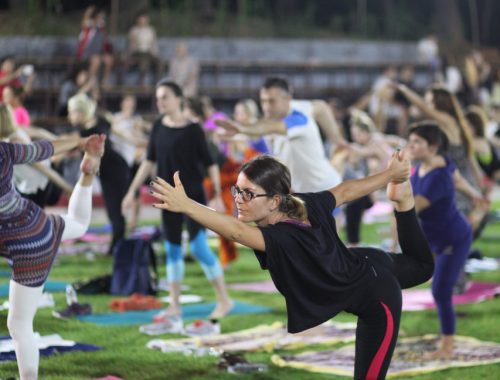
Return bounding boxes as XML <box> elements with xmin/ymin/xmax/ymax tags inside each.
<box><xmin>1</xmin><ymin>7</ymin><xmax>500</xmax><ymax>379</ymax></box>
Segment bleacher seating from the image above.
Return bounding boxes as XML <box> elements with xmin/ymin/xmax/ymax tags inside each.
<box><xmin>22</xmin><ymin>56</ymin><xmax>435</xmax><ymax>124</ymax></box>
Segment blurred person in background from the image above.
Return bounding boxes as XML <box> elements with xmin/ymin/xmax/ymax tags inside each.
<box><xmin>76</xmin><ymin>6</ymin><xmax>114</xmax><ymax>86</ymax></box>
<box><xmin>168</xmin><ymin>42</ymin><xmax>199</xmax><ymax>97</ymax></box>
<box><xmin>127</xmin><ymin>12</ymin><xmax>159</xmax><ymax>86</ymax></box>
<box><xmin>67</xmin><ymin>93</ymin><xmax>130</xmax><ymax>255</ymax></box>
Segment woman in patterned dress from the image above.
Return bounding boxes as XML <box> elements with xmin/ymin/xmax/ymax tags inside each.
<box><xmin>0</xmin><ymin>104</ymin><xmax>105</xmax><ymax>380</ymax></box>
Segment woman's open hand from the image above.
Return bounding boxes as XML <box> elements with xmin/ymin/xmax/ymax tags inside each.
<box><xmin>150</xmin><ymin>171</ymin><xmax>190</xmax><ymax>213</ymax></box>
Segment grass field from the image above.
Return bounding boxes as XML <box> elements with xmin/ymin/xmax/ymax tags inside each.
<box><xmin>0</xmin><ymin>205</ymin><xmax>499</xmax><ymax>379</ymax></box>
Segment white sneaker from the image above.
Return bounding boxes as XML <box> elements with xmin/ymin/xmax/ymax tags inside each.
<box><xmin>184</xmin><ymin>319</ymin><xmax>221</xmax><ymax>337</ymax></box>
<box><xmin>139</xmin><ymin>316</ymin><xmax>184</xmax><ymax>335</ymax></box>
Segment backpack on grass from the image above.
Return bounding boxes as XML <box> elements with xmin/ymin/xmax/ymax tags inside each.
<box><xmin>110</xmin><ymin>238</ymin><xmax>158</xmax><ymax>295</ymax></box>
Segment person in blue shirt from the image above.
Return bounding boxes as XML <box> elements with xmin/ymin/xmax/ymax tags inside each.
<box><xmin>408</xmin><ymin>121</ymin><xmax>476</xmax><ymax>359</ymax></box>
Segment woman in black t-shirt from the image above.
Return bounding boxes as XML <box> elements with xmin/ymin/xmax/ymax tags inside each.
<box><xmin>68</xmin><ymin>93</ymin><xmax>130</xmax><ymax>254</ymax></box>
<box><xmin>149</xmin><ymin>152</ymin><xmax>434</xmax><ymax>379</ymax></box>
<box><xmin>122</xmin><ymin>80</ymin><xmax>233</xmax><ymax>326</ymax></box>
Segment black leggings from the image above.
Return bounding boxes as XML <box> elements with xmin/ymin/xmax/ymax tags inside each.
<box><xmin>345</xmin><ymin>195</ymin><xmax>373</xmax><ymax>244</ymax></box>
<box><xmin>347</xmin><ymin>208</ymin><xmax>434</xmax><ymax>379</ymax></box>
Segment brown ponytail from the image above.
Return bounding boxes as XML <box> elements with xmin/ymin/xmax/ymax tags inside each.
<box><xmin>279</xmin><ymin>194</ymin><xmax>308</xmax><ymax>221</ymax></box>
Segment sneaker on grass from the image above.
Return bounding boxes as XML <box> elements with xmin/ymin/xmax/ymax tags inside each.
<box><xmin>52</xmin><ymin>302</ymin><xmax>92</xmax><ymax>319</ymax></box>
<box><xmin>185</xmin><ymin>319</ymin><xmax>221</xmax><ymax>337</ymax></box>
<box><xmin>139</xmin><ymin>316</ymin><xmax>184</xmax><ymax>335</ymax></box>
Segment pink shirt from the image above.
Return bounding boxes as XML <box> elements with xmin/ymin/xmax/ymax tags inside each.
<box><xmin>12</xmin><ymin>106</ymin><xmax>31</xmax><ymax>127</ymax></box>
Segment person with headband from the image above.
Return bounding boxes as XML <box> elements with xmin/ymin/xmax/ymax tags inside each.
<box><xmin>149</xmin><ymin>151</ymin><xmax>434</xmax><ymax>379</ymax></box>
<box><xmin>0</xmin><ymin>102</ymin><xmax>105</xmax><ymax>379</ymax></box>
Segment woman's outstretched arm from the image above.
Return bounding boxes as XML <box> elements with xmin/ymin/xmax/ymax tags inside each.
<box><xmin>331</xmin><ymin>149</ymin><xmax>410</xmax><ymax>207</ymax></box>
<box><xmin>150</xmin><ymin>172</ymin><xmax>266</xmax><ymax>251</ymax></box>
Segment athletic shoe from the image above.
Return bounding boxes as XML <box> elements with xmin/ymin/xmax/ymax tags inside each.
<box><xmin>139</xmin><ymin>316</ymin><xmax>184</xmax><ymax>335</ymax></box>
<box><xmin>184</xmin><ymin>319</ymin><xmax>221</xmax><ymax>337</ymax></box>
<box><xmin>52</xmin><ymin>302</ymin><xmax>92</xmax><ymax>319</ymax></box>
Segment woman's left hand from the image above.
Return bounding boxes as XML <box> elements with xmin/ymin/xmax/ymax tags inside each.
<box><xmin>150</xmin><ymin>171</ymin><xmax>190</xmax><ymax>213</ymax></box>
<box><xmin>387</xmin><ymin>148</ymin><xmax>410</xmax><ymax>183</ymax></box>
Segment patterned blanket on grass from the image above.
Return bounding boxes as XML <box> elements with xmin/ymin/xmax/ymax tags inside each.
<box><xmin>272</xmin><ymin>335</ymin><xmax>500</xmax><ymax>378</ymax></box>
<box><xmin>147</xmin><ymin>321</ymin><xmax>357</xmax><ymax>353</ymax></box>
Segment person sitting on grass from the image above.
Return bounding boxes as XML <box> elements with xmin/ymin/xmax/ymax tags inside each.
<box><xmin>149</xmin><ymin>152</ymin><xmax>434</xmax><ymax>379</ymax></box>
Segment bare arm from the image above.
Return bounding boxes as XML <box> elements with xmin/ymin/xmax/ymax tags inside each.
<box><xmin>330</xmin><ymin>150</ymin><xmax>410</xmax><ymax>207</ymax></box>
<box><xmin>216</xmin><ymin>118</ymin><xmax>287</xmax><ymax>138</ymax></box>
<box><xmin>151</xmin><ymin>172</ymin><xmax>266</xmax><ymax>251</ymax></box>
<box><xmin>122</xmin><ymin>159</ymin><xmax>155</xmax><ymax>213</ymax></box>
<box><xmin>25</xmin><ymin>126</ymin><xmax>58</xmax><ymax>141</ymax></box>
<box><xmin>453</xmin><ymin>169</ymin><xmax>484</xmax><ymax>201</ymax></box>
<box><xmin>396</xmin><ymin>84</ymin><xmax>457</xmax><ymax>138</ymax></box>
<box><xmin>414</xmin><ymin>195</ymin><xmax>431</xmax><ymax>214</ymax></box>
<box><xmin>31</xmin><ymin>162</ymin><xmax>73</xmax><ymax>195</ymax></box>
<box><xmin>311</xmin><ymin>100</ymin><xmax>347</xmax><ymax>149</ymax></box>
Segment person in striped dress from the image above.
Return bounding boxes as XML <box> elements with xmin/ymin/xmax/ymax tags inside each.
<box><xmin>0</xmin><ymin>104</ymin><xmax>105</xmax><ymax>380</ymax></box>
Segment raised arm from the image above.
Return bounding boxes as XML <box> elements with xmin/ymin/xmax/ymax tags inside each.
<box><xmin>311</xmin><ymin>100</ymin><xmax>347</xmax><ymax>150</ymax></box>
<box><xmin>150</xmin><ymin>172</ymin><xmax>266</xmax><ymax>251</ymax></box>
<box><xmin>395</xmin><ymin>84</ymin><xmax>457</xmax><ymax>137</ymax></box>
<box><xmin>215</xmin><ymin>118</ymin><xmax>287</xmax><ymax>138</ymax></box>
<box><xmin>330</xmin><ymin>149</ymin><xmax>410</xmax><ymax>207</ymax></box>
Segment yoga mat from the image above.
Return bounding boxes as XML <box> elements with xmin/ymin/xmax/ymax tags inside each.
<box><xmin>0</xmin><ymin>280</ymin><xmax>68</xmax><ymax>297</ymax></box>
<box><xmin>0</xmin><ymin>334</ymin><xmax>101</xmax><ymax>361</ymax></box>
<box><xmin>402</xmin><ymin>282</ymin><xmax>500</xmax><ymax>311</ymax></box>
<box><xmin>77</xmin><ymin>301</ymin><xmax>272</xmax><ymax>325</ymax></box>
<box><xmin>147</xmin><ymin>321</ymin><xmax>357</xmax><ymax>353</ymax></box>
<box><xmin>228</xmin><ymin>280</ymin><xmax>277</xmax><ymax>294</ymax></box>
<box><xmin>87</xmin><ymin>224</ymin><xmax>112</xmax><ymax>234</ymax></box>
<box><xmin>272</xmin><ymin>335</ymin><xmax>500</xmax><ymax>378</ymax></box>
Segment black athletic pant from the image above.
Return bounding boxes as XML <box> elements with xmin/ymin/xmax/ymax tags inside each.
<box><xmin>347</xmin><ymin>208</ymin><xmax>434</xmax><ymax>379</ymax></box>
<box><xmin>345</xmin><ymin>195</ymin><xmax>373</xmax><ymax>244</ymax></box>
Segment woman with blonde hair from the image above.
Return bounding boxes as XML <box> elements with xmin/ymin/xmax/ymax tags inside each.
<box><xmin>67</xmin><ymin>93</ymin><xmax>130</xmax><ymax>254</ymax></box>
<box><xmin>1</xmin><ymin>101</ymin><xmax>105</xmax><ymax>379</ymax></box>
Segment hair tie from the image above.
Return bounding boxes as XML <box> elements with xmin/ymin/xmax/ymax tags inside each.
<box><xmin>285</xmin><ymin>194</ymin><xmax>292</xmax><ymax>201</ymax></box>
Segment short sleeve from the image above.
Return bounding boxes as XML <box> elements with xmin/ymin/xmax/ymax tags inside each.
<box><xmin>297</xmin><ymin>191</ymin><xmax>337</xmax><ymax>215</ymax></box>
<box><xmin>413</xmin><ymin>172</ymin><xmax>451</xmax><ymax>204</ymax></box>
<box><xmin>283</xmin><ymin>111</ymin><xmax>309</xmax><ymax>139</ymax></box>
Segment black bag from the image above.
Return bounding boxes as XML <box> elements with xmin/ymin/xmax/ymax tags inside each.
<box><xmin>110</xmin><ymin>238</ymin><xmax>158</xmax><ymax>295</ymax></box>
<box><xmin>73</xmin><ymin>274</ymin><xmax>111</xmax><ymax>294</ymax></box>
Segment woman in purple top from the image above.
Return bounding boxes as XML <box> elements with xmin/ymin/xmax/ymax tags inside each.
<box><xmin>408</xmin><ymin>121</ymin><xmax>475</xmax><ymax>359</ymax></box>
<box><xmin>0</xmin><ymin>103</ymin><xmax>105</xmax><ymax>379</ymax></box>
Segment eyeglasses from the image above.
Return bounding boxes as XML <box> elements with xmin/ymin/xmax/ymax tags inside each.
<box><xmin>230</xmin><ymin>185</ymin><xmax>272</xmax><ymax>202</ymax></box>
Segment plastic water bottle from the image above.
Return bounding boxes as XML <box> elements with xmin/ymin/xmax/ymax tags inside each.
<box><xmin>65</xmin><ymin>285</ymin><xmax>78</xmax><ymax>306</ymax></box>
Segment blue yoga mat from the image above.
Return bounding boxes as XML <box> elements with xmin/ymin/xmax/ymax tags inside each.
<box><xmin>77</xmin><ymin>301</ymin><xmax>272</xmax><ymax>325</ymax></box>
<box><xmin>87</xmin><ymin>224</ymin><xmax>112</xmax><ymax>234</ymax></box>
<box><xmin>0</xmin><ymin>336</ymin><xmax>101</xmax><ymax>361</ymax></box>
<box><xmin>0</xmin><ymin>280</ymin><xmax>68</xmax><ymax>297</ymax></box>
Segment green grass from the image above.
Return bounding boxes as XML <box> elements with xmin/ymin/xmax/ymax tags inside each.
<box><xmin>0</xmin><ymin>212</ymin><xmax>499</xmax><ymax>379</ymax></box>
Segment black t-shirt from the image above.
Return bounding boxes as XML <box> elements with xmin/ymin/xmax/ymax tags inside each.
<box><xmin>255</xmin><ymin>191</ymin><xmax>371</xmax><ymax>333</ymax></box>
<box><xmin>146</xmin><ymin>119</ymin><xmax>214</xmax><ymax>195</ymax></box>
<box><xmin>79</xmin><ymin>117</ymin><xmax>129</xmax><ymax>177</ymax></box>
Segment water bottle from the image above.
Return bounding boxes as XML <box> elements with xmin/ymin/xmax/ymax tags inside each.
<box><xmin>66</xmin><ymin>285</ymin><xmax>78</xmax><ymax>306</ymax></box>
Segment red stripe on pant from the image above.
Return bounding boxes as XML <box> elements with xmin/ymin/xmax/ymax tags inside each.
<box><xmin>366</xmin><ymin>302</ymin><xmax>394</xmax><ymax>380</ymax></box>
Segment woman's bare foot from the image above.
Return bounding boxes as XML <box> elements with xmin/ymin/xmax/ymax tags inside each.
<box><xmin>209</xmin><ymin>299</ymin><xmax>234</xmax><ymax>319</ymax></box>
<box><xmin>422</xmin><ymin>335</ymin><xmax>454</xmax><ymax>360</ymax></box>
<box><xmin>387</xmin><ymin>180</ymin><xmax>414</xmax><ymax>212</ymax></box>
<box><xmin>80</xmin><ymin>134</ymin><xmax>106</xmax><ymax>175</ymax></box>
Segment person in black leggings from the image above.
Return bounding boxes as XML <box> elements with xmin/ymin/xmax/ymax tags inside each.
<box><xmin>149</xmin><ymin>152</ymin><xmax>433</xmax><ymax>380</ymax></box>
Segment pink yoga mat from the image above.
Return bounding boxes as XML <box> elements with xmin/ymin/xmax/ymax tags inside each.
<box><xmin>229</xmin><ymin>281</ymin><xmax>500</xmax><ymax>311</ymax></box>
<box><xmin>402</xmin><ymin>282</ymin><xmax>500</xmax><ymax>311</ymax></box>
